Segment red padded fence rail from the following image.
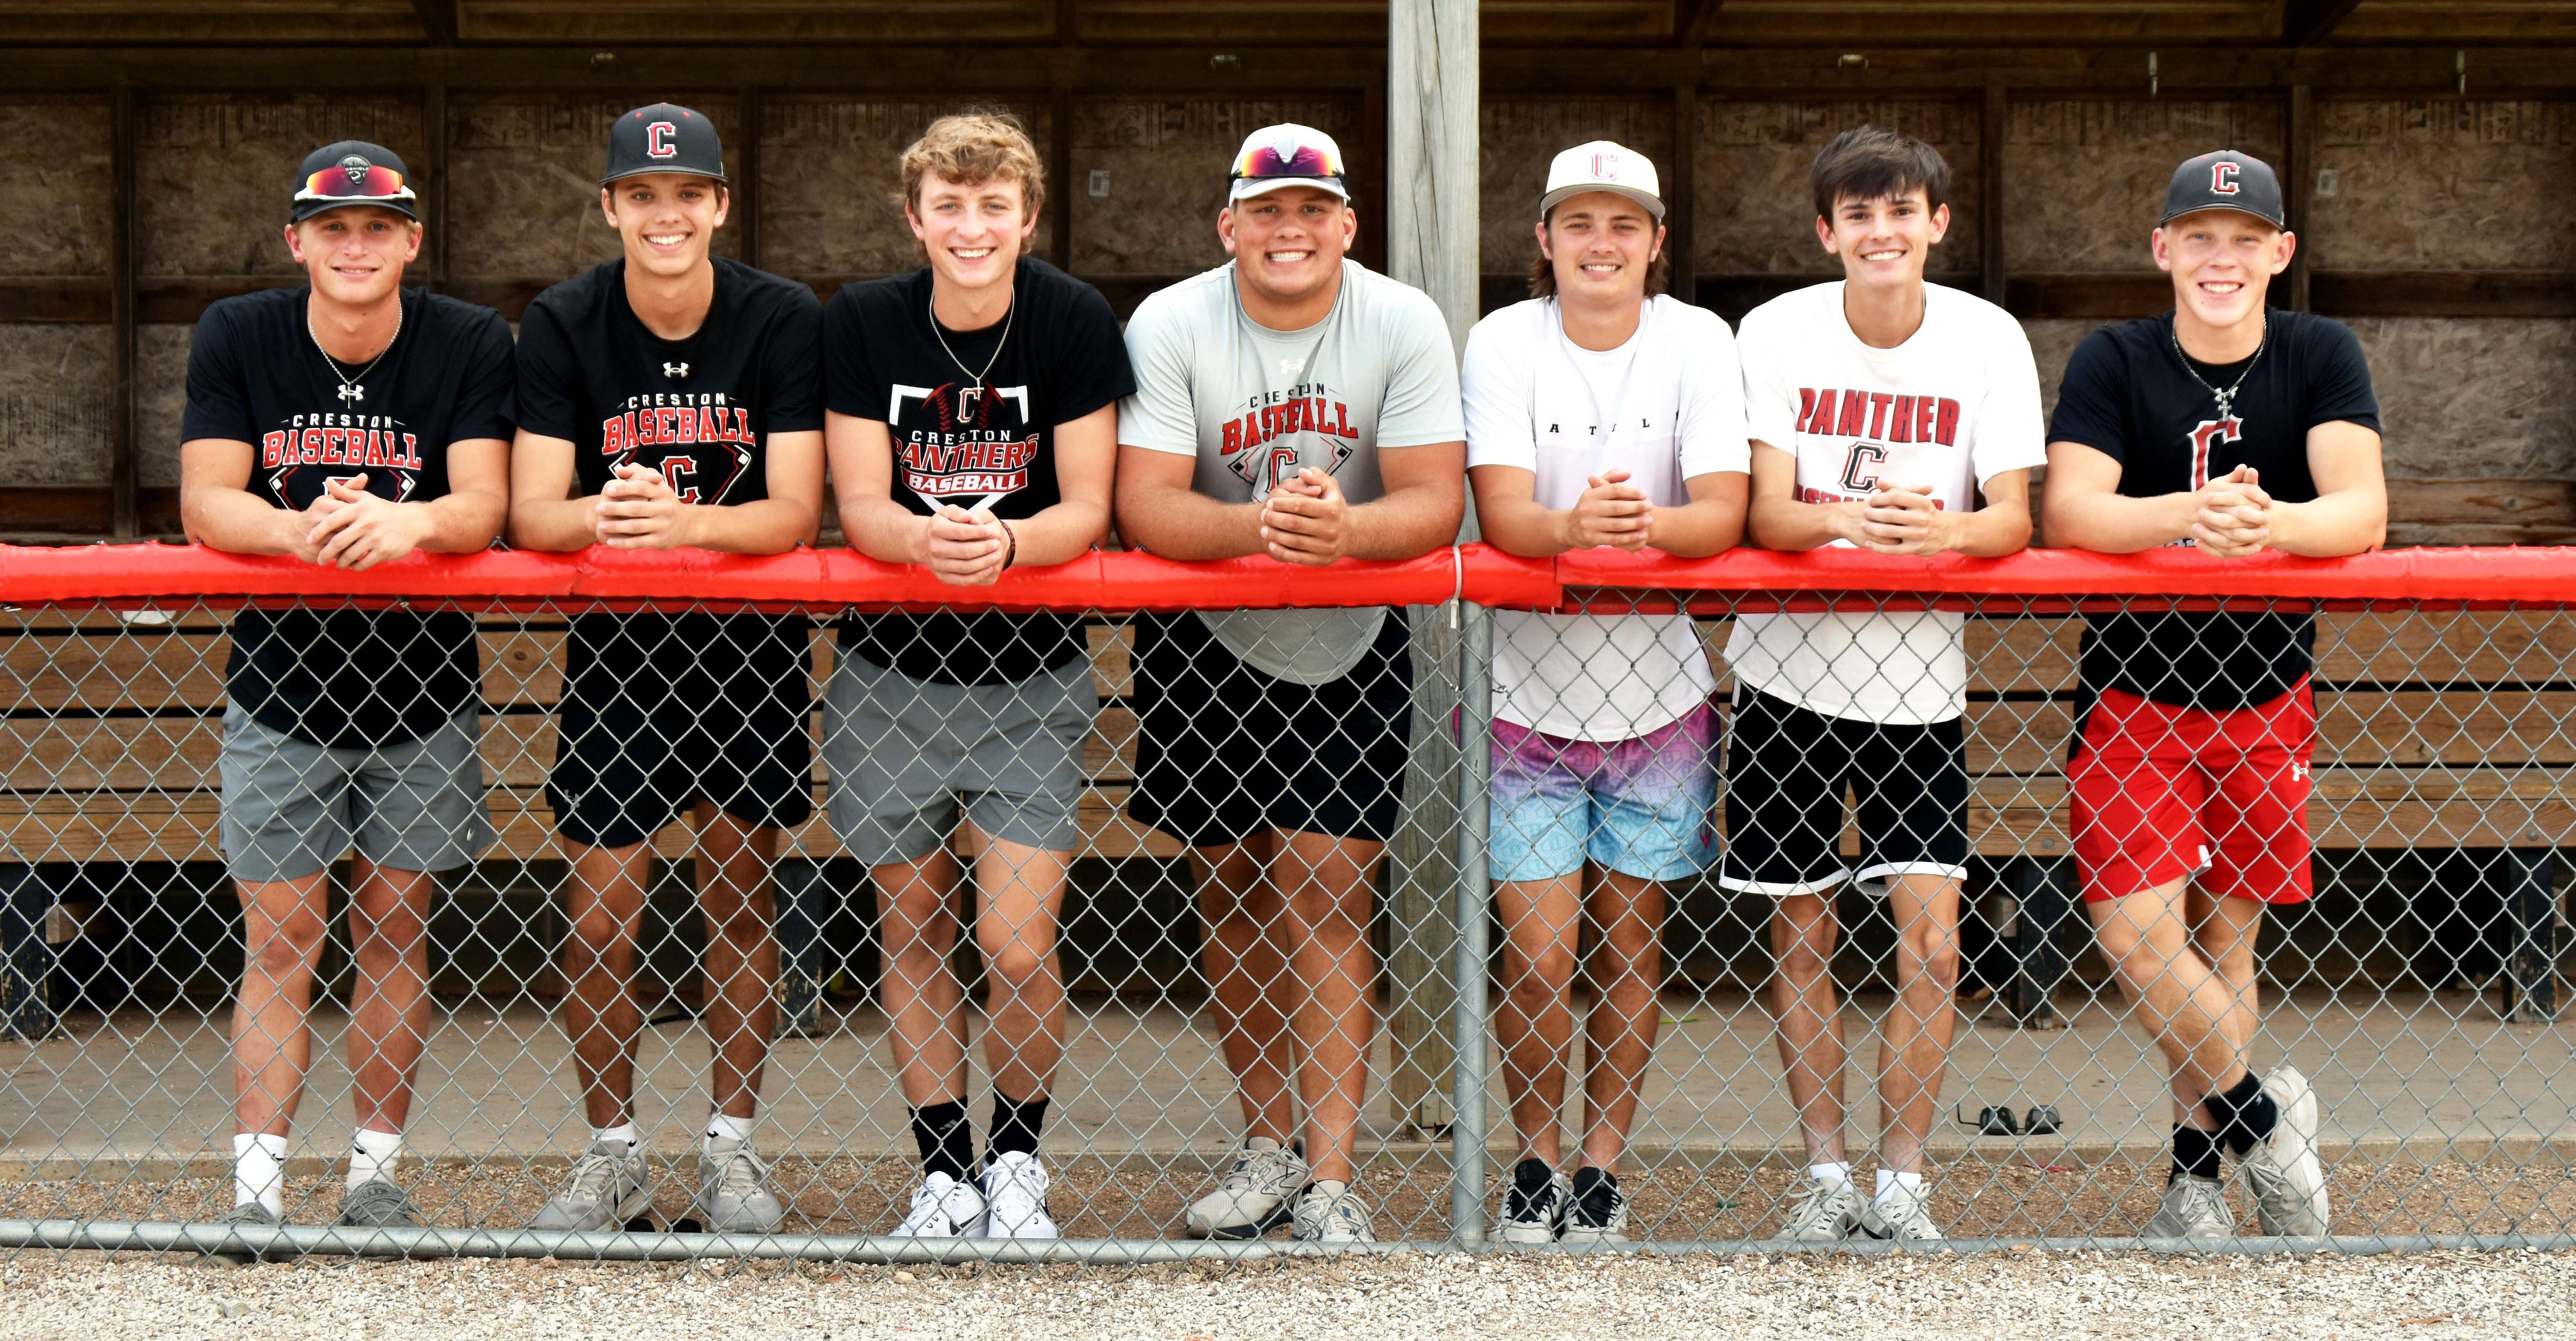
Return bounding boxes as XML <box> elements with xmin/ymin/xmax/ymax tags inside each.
<box><xmin>2</xmin><ymin>542</ymin><xmax>2572</xmax><ymax>609</ymax></box>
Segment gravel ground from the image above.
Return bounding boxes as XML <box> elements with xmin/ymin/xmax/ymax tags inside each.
<box><xmin>2</xmin><ymin>1246</ymin><xmax>2572</xmax><ymax>1340</ymax></box>
<box><xmin>9</xmin><ymin>1153</ymin><xmax>2574</xmax><ymax>1240</ymax></box>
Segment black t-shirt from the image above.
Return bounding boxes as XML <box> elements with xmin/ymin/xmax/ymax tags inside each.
<box><xmin>517</xmin><ymin>258</ymin><xmax>826</xmax><ymax>697</ymax></box>
<box><xmin>2048</xmin><ymin>308</ymin><xmax>2381</xmax><ymax>709</ymax></box>
<box><xmin>516</xmin><ymin>257</ymin><xmax>825</xmax><ymax>506</ymax></box>
<box><xmin>822</xmin><ymin>258</ymin><xmax>1135</xmax><ymax>686</ymax></box>
<box><xmin>183</xmin><ymin>285</ymin><xmax>516</xmax><ymax>749</ymax></box>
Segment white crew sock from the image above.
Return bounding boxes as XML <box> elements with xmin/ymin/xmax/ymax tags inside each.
<box><xmin>1807</xmin><ymin>1161</ymin><xmax>1852</xmax><ymax>1189</ymax></box>
<box><xmin>233</xmin><ymin>1132</ymin><xmax>286</xmax><ymax>1214</ymax></box>
<box><xmin>593</xmin><ymin>1122</ymin><xmax>640</xmax><ymax>1150</ymax></box>
<box><xmin>347</xmin><ymin>1127</ymin><xmax>404</xmax><ymax>1190</ymax></box>
<box><xmin>704</xmin><ymin>1112</ymin><xmax>758</xmax><ymax>1157</ymax></box>
<box><xmin>1875</xmin><ymin>1168</ymin><xmax>1924</xmax><ymax>1204</ymax></box>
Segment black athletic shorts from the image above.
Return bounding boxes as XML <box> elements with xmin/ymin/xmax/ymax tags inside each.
<box><xmin>547</xmin><ymin>612</ymin><xmax>815</xmax><ymax>850</ymax></box>
<box><xmin>1717</xmin><ymin>686</ymin><xmax>1968</xmax><ymax>897</ymax></box>
<box><xmin>1127</xmin><ymin>609</ymin><xmax>1413</xmax><ymax>848</ymax></box>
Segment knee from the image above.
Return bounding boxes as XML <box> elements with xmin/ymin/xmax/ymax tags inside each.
<box><xmin>1908</xmin><ymin>931</ymin><xmax>1962</xmax><ymax>992</ymax></box>
<box><xmin>1773</xmin><ymin>934</ymin><xmax>1834</xmax><ymax>985</ymax></box>
<box><xmin>1506</xmin><ymin>942</ymin><xmax>1579</xmax><ymax>998</ymax></box>
<box><xmin>979</xmin><ymin>925</ymin><xmax>1057</xmax><ymax>990</ymax></box>
<box><xmin>248</xmin><ymin>914</ymin><xmax>326</xmax><ymax>979</ymax></box>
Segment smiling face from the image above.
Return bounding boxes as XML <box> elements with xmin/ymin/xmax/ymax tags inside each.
<box><xmin>2153</xmin><ymin>208</ymin><xmax>2293</xmax><ymax>329</ymax></box>
<box><xmin>284</xmin><ymin>206</ymin><xmax>420</xmax><ymax>308</ymax></box>
<box><xmin>1539</xmin><ymin>190</ymin><xmax>1664</xmax><ymax>307</ymax></box>
<box><xmin>1817</xmin><ymin>188</ymin><xmax>1949</xmax><ymax>293</ymax></box>
<box><xmin>908</xmin><ymin>168</ymin><xmax>1037</xmax><ymax>300</ymax></box>
<box><xmin>600</xmin><ymin>172</ymin><xmax>728</xmax><ymax>279</ymax></box>
<box><xmin>1218</xmin><ymin>185</ymin><xmax>1357</xmax><ymax>310</ymax></box>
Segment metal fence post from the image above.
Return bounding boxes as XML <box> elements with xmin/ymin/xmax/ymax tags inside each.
<box><xmin>1449</xmin><ymin>599</ymin><xmax>1493</xmax><ymax>1248</ymax></box>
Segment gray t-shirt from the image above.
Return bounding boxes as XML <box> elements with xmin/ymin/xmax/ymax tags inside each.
<box><xmin>1121</xmin><ymin>260</ymin><xmax>1465</xmax><ymax>684</ymax></box>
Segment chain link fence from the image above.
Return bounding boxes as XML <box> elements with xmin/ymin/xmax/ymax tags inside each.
<box><xmin>0</xmin><ymin>545</ymin><xmax>2570</xmax><ymax>1260</ymax></box>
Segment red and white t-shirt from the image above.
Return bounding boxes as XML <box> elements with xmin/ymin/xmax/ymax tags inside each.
<box><xmin>1724</xmin><ymin>281</ymin><xmax>2046</xmax><ymax>725</ymax></box>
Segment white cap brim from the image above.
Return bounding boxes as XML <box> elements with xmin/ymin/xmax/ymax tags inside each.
<box><xmin>1539</xmin><ymin>182</ymin><xmax>1665</xmax><ymax>220</ymax></box>
<box><xmin>1230</xmin><ymin>176</ymin><xmax>1351</xmax><ymax>204</ymax></box>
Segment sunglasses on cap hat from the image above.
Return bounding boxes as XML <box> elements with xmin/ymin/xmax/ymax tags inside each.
<box><xmin>295</xmin><ymin>160</ymin><xmax>415</xmax><ymax>206</ymax></box>
<box><xmin>1227</xmin><ymin>125</ymin><xmax>1349</xmax><ymax>202</ymax></box>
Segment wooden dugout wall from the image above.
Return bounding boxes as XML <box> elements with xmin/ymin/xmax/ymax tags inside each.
<box><xmin>0</xmin><ymin>4</ymin><xmax>2572</xmax><ymax>547</ymax></box>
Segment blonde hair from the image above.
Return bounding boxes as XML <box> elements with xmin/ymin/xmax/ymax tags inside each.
<box><xmin>901</xmin><ymin>110</ymin><xmax>1046</xmax><ymax>219</ymax></box>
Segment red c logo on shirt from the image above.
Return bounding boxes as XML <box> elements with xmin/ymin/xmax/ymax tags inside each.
<box><xmin>2210</xmin><ymin>161</ymin><xmax>2240</xmax><ymax>195</ymax></box>
<box><xmin>647</xmin><ymin>122</ymin><xmax>679</xmax><ymax>159</ymax></box>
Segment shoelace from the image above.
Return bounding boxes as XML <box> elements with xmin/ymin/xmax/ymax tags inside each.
<box><xmin>344</xmin><ymin>1180</ymin><xmax>416</xmax><ymax>1218</ymax></box>
<box><xmin>1785</xmin><ymin>1182</ymin><xmax>1846</xmax><ymax>1228</ymax></box>
<box><xmin>710</xmin><ymin>1147</ymin><xmax>768</xmax><ymax>1195</ymax></box>
<box><xmin>564</xmin><ymin>1148</ymin><xmax>633</xmax><ymax>1201</ymax></box>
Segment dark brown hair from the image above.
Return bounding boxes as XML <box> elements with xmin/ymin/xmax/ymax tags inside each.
<box><xmin>1809</xmin><ymin>125</ymin><xmax>1950</xmax><ymax>220</ymax></box>
<box><xmin>1528</xmin><ymin>200</ymin><xmax>1671</xmax><ymax>299</ymax></box>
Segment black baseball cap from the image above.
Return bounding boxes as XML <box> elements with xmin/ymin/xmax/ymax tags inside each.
<box><xmin>290</xmin><ymin>141</ymin><xmax>418</xmax><ymax>223</ymax></box>
<box><xmin>602</xmin><ymin>103</ymin><xmax>726</xmax><ymax>186</ymax></box>
<box><xmin>2160</xmin><ymin>149</ymin><xmax>2285</xmax><ymax>229</ymax></box>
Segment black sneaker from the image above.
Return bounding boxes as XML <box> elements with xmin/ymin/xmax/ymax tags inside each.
<box><xmin>1499</xmin><ymin>1158</ymin><xmax>1566</xmax><ymax>1245</ymax></box>
<box><xmin>1564</xmin><ymin>1167</ymin><xmax>1628</xmax><ymax>1245</ymax></box>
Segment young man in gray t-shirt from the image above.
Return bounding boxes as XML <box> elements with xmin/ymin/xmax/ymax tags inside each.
<box><xmin>1114</xmin><ymin>123</ymin><xmax>1465</xmax><ymax>1245</ymax></box>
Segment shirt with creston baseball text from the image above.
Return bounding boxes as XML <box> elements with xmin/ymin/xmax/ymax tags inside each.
<box><xmin>183</xmin><ymin>284</ymin><xmax>516</xmax><ymax>749</ymax></box>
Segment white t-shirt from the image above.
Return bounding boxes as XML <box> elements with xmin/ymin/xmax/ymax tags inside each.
<box><xmin>1121</xmin><ymin>260</ymin><xmax>1465</xmax><ymax>685</ymax></box>
<box><xmin>1463</xmin><ymin>296</ymin><xmax>1750</xmax><ymax>741</ymax></box>
<box><xmin>1723</xmin><ymin>281</ymin><xmax>2047</xmax><ymax>725</ymax></box>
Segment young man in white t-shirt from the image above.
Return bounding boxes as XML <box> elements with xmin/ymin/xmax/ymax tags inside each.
<box><xmin>1722</xmin><ymin>126</ymin><xmax>2046</xmax><ymax>1242</ymax></box>
<box><xmin>1463</xmin><ymin>142</ymin><xmax>1749</xmax><ymax>1245</ymax></box>
<box><xmin>1114</xmin><ymin>124</ymin><xmax>1467</xmax><ymax>1244</ymax></box>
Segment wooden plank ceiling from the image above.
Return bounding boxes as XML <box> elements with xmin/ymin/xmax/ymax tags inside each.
<box><xmin>1</xmin><ymin>1</ymin><xmax>2570</xmax><ymax>47</ymax></box>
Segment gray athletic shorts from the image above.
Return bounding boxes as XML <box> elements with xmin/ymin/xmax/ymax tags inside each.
<box><xmin>822</xmin><ymin>650</ymin><xmax>1094</xmax><ymax>864</ymax></box>
<box><xmin>218</xmin><ymin>705</ymin><xmax>493</xmax><ymax>882</ymax></box>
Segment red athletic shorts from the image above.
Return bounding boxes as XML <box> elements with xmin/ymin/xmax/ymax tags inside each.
<box><xmin>2067</xmin><ymin>679</ymin><xmax>2315</xmax><ymax>905</ymax></box>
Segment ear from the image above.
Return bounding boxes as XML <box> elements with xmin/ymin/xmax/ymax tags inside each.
<box><xmin>1651</xmin><ymin>221</ymin><xmax>1668</xmax><ymax>265</ymax></box>
<box><xmin>2270</xmin><ymin>229</ymin><xmax>2298</xmax><ymax>276</ymax></box>
<box><xmin>1925</xmin><ymin>202</ymin><xmax>1952</xmax><ymax>246</ymax></box>
<box><xmin>711</xmin><ymin>185</ymin><xmax>730</xmax><ymax>229</ymax></box>
<box><xmin>283</xmin><ymin>222</ymin><xmax>306</xmax><ymax>265</ymax></box>
<box><xmin>599</xmin><ymin>186</ymin><xmax>617</xmax><ymax>230</ymax></box>
<box><xmin>402</xmin><ymin>221</ymin><xmax>423</xmax><ymax>265</ymax></box>
<box><xmin>2150</xmin><ymin>226</ymin><xmax>2175</xmax><ymax>274</ymax></box>
<box><xmin>1533</xmin><ymin>217</ymin><xmax>1552</xmax><ymax>262</ymax></box>
<box><xmin>1815</xmin><ymin>214</ymin><xmax>1837</xmax><ymax>256</ymax></box>
<box><xmin>1216</xmin><ymin>205</ymin><xmax>1239</xmax><ymax>257</ymax></box>
<box><xmin>1019</xmin><ymin>202</ymin><xmax>1041</xmax><ymax>243</ymax></box>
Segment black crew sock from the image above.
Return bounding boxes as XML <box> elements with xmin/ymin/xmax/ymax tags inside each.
<box><xmin>1569</xmin><ymin>1166</ymin><xmax>1618</xmax><ymax>1202</ymax></box>
<box><xmin>2170</xmin><ymin>1126</ymin><xmax>2223</xmax><ymax>1184</ymax></box>
<box><xmin>2202</xmin><ymin>1071</ymin><xmax>2279</xmax><ymax>1158</ymax></box>
<box><xmin>988</xmin><ymin>1092</ymin><xmax>1049</xmax><ymax>1160</ymax></box>
<box><xmin>910</xmin><ymin>1099</ymin><xmax>975</xmax><ymax>1183</ymax></box>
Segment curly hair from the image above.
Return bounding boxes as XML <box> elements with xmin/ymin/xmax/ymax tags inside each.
<box><xmin>901</xmin><ymin>110</ymin><xmax>1045</xmax><ymax>220</ymax></box>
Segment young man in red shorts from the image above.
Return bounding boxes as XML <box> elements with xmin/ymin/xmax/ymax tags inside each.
<box><xmin>2042</xmin><ymin>150</ymin><xmax>2386</xmax><ymax>1240</ymax></box>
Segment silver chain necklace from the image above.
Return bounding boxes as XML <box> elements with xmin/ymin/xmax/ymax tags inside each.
<box><xmin>928</xmin><ymin>291</ymin><xmax>1014</xmax><ymax>390</ymax></box>
<box><xmin>309</xmin><ymin>296</ymin><xmax>402</xmax><ymax>406</ymax></box>
<box><xmin>2170</xmin><ymin>312</ymin><xmax>2266</xmax><ymax>421</ymax></box>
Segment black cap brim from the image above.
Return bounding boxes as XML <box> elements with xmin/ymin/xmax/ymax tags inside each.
<box><xmin>291</xmin><ymin>196</ymin><xmax>419</xmax><ymax>224</ymax></box>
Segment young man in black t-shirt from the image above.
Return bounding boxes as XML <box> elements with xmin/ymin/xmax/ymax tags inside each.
<box><xmin>508</xmin><ymin>104</ymin><xmax>825</xmax><ymax>1235</ymax></box>
<box><xmin>178</xmin><ymin>140</ymin><xmax>514</xmax><ymax>1247</ymax></box>
<box><xmin>2043</xmin><ymin>150</ymin><xmax>2385</xmax><ymax>1241</ymax></box>
<box><xmin>824</xmin><ymin>113</ymin><xmax>1132</xmax><ymax>1241</ymax></box>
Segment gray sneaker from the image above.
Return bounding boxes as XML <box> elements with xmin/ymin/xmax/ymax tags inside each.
<box><xmin>1291</xmin><ymin>1179</ymin><xmax>1377</xmax><ymax>1245</ymax></box>
<box><xmin>335</xmin><ymin>1179</ymin><xmax>423</xmax><ymax>1229</ymax></box>
<box><xmin>1780</xmin><ymin>1177</ymin><xmax>1866</xmax><ymax>1241</ymax></box>
<box><xmin>697</xmin><ymin>1145</ymin><xmax>787</xmax><ymax>1233</ymax></box>
<box><xmin>199</xmin><ymin>1201</ymin><xmax>281</xmax><ymax>1266</ymax></box>
<box><xmin>533</xmin><ymin>1140</ymin><xmax>653</xmax><ymax>1231</ymax></box>
<box><xmin>1185</xmin><ymin>1136</ymin><xmax>1308</xmax><ymax>1239</ymax></box>
<box><xmin>1861</xmin><ymin>1184</ymin><xmax>1944</xmax><ymax>1242</ymax></box>
<box><xmin>2144</xmin><ymin>1176</ymin><xmax>2236</xmax><ymax>1240</ymax></box>
<box><xmin>2240</xmin><ymin>1064</ymin><xmax>2329</xmax><ymax>1237</ymax></box>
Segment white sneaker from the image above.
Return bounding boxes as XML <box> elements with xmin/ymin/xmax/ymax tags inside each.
<box><xmin>2144</xmin><ymin>1176</ymin><xmax>2236</xmax><ymax>1240</ymax></box>
<box><xmin>1185</xmin><ymin>1136</ymin><xmax>1308</xmax><ymax>1239</ymax></box>
<box><xmin>1862</xmin><ymin>1184</ymin><xmax>1944</xmax><ymax>1242</ymax></box>
<box><xmin>1291</xmin><ymin>1179</ymin><xmax>1377</xmax><ymax>1244</ymax></box>
<box><xmin>533</xmin><ymin>1140</ymin><xmax>653</xmax><ymax>1231</ymax></box>
<box><xmin>696</xmin><ymin>1144</ymin><xmax>787</xmax><ymax>1233</ymax></box>
<box><xmin>978</xmin><ymin>1151</ymin><xmax>1059</xmax><ymax>1240</ymax></box>
<box><xmin>2240</xmin><ymin>1063</ymin><xmax>2330</xmax><ymax>1237</ymax></box>
<box><xmin>1780</xmin><ymin>1177</ymin><xmax>1866</xmax><ymax>1241</ymax></box>
<box><xmin>1498</xmin><ymin>1163</ymin><xmax>1569</xmax><ymax>1246</ymax></box>
<box><xmin>891</xmin><ymin>1171</ymin><xmax>986</xmax><ymax>1238</ymax></box>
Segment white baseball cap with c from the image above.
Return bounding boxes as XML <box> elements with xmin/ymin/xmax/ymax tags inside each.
<box><xmin>1540</xmin><ymin>140</ymin><xmax>1665</xmax><ymax>220</ymax></box>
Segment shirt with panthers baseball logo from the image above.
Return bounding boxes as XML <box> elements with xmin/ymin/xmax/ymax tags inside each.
<box><xmin>515</xmin><ymin>256</ymin><xmax>824</xmax><ymax>507</ymax></box>
<box><xmin>823</xmin><ymin>258</ymin><xmax>1135</xmax><ymax>686</ymax></box>
<box><xmin>1726</xmin><ymin>280</ymin><xmax>2047</xmax><ymax>725</ymax></box>
<box><xmin>183</xmin><ymin>284</ymin><xmax>516</xmax><ymax>749</ymax></box>
<box><xmin>2048</xmin><ymin>308</ymin><xmax>2380</xmax><ymax>710</ymax></box>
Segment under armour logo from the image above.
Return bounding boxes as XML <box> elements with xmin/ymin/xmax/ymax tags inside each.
<box><xmin>1278</xmin><ymin>359</ymin><xmax>1305</xmax><ymax>377</ymax></box>
<box><xmin>663</xmin><ymin>362</ymin><xmax>689</xmax><ymax>379</ymax></box>
<box><xmin>336</xmin><ymin>384</ymin><xmax>365</xmax><ymax>404</ymax></box>
<box><xmin>2292</xmin><ymin>760</ymin><xmax>2311</xmax><ymax>783</ymax></box>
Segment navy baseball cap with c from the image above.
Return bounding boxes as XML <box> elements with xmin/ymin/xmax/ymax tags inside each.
<box><xmin>2161</xmin><ymin>149</ymin><xmax>2285</xmax><ymax>229</ymax></box>
<box><xmin>290</xmin><ymin>141</ymin><xmax>417</xmax><ymax>223</ymax></box>
<box><xmin>603</xmin><ymin>103</ymin><xmax>727</xmax><ymax>186</ymax></box>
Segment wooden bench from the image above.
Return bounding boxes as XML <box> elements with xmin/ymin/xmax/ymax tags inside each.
<box><xmin>5</xmin><ymin>604</ymin><xmax>2569</xmax><ymax>1033</ymax></box>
